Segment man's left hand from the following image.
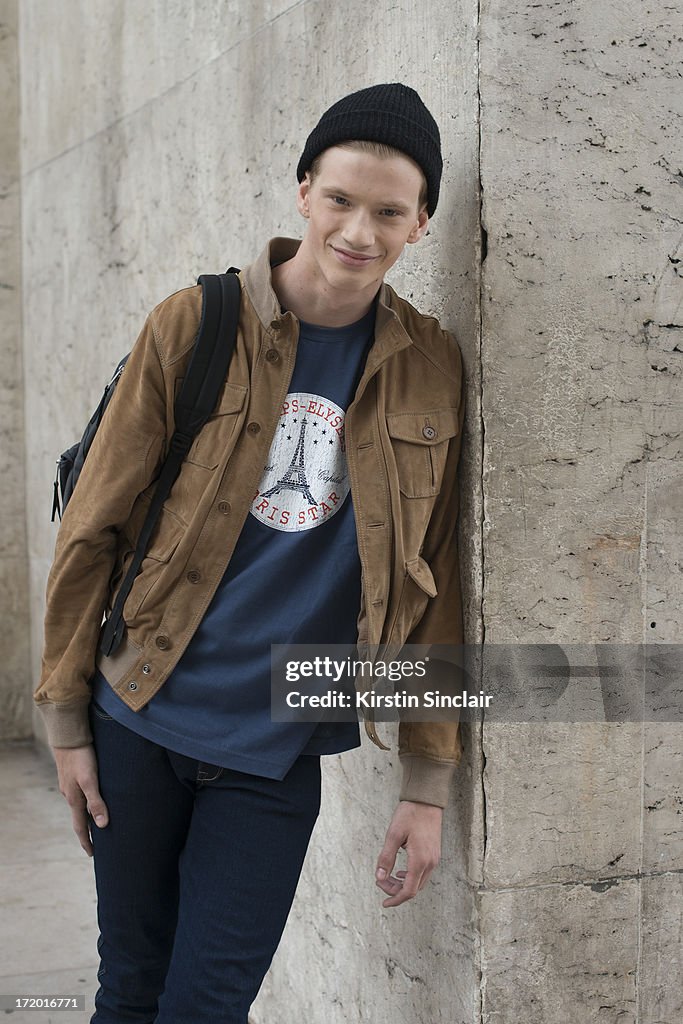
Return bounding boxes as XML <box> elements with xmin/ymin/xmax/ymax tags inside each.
<box><xmin>375</xmin><ymin>800</ymin><xmax>443</xmax><ymax>908</ymax></box>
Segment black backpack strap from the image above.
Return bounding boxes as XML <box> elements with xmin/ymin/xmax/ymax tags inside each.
<box><xmin>173</xmin><ymin>271</ymin><xmax>241</xmax><ymax>440</ymax></box>
<box><xmin>99</xmin><ymin>269</ymin><xmax>241</xmax><ymax>658</ymax></box>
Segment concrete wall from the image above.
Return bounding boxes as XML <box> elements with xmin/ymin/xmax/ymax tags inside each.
<box><xmin>479</xmin><ymin>4</ymin><xmax>682</xmax><ymax>1021</ymax></box>
<box><xmin>17</xmin><ymin>3</ymin><xmax>482</xmax><ymax>1023</ymax></box>
<box><xmin>0</xmin><ymin>0</ymin><xmax>31</xmax><ymax>740</ymax></box>
<box><xmin>9</xmin><ymin>0</ymin><xmax>682</xmax><ymax>1022</ymax></box>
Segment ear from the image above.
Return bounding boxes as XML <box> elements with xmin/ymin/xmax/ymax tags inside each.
<box><xmin>406</xmin><ymin>206</ymin><xmax>429</xmax><ymax>245</ymax></box>
<box><xmin>297</xmin><ymin>176</ymin><xmax>311</xmax><ymax>219</ymax></box>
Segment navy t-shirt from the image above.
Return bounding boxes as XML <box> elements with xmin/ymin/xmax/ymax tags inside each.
<box><xmin>92</xmin><ymin>303</ymin><xmax>376</xmax><ymax>777</ymax></box>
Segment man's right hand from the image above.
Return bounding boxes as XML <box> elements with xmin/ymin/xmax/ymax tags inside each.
<box><xmin>52</xmin><ymin>745</ymin><xmax>109</xmax><ymax>858</ymax></box>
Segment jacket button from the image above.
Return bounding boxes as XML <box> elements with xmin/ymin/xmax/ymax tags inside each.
<box><xmin>270</xmin><ymin>319</ymin><xmax>282</xmax><ymax>332</ymax></box>
<box><xmin>422</xmin><ymin>424</ymin><xmax>437</xmax><ymax>440</ymax></box>
<box><xmin>247</xmin><ymin>421</ymin><xmax>261</xmax><ymax>435</ymax></box>
<box><xmin>218</xmin><ymin>500</ymin><xmax>232</xmax><ymax>514</ymax></box>
<box><xmin>265</xmin><ymin>348</ymin><xmax>280</xmax><ymax>363</ymax></box>
<box><xmin>142</xmin><ymin>664</ymin><xmax>151</xmax><ymax>675</ymax></box>
<box><xmin>155</xmin><ymin>634</ymin><xmax>170</xmax><ymax>650</ymax></box>
<box><xmin>129</xmin><ymin>681</ymin><xmax>138</xmax><ymax>691</ymax></box>
<box><xmin>187</xmin><ymin>569</ymin><xmax>201</xmax><ymax>584</ymax></box>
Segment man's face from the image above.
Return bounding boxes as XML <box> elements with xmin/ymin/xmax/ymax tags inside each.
<box><xmin>297</xmin><ymin>145</ymin><xmax>429</xmax><ymax>298</ymax></box>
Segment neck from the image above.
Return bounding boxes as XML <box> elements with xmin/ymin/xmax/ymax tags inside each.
<box><xmin>271</xmin><ymin>241</ymin><xmax>380</xmax><ymax>327</ymax></box>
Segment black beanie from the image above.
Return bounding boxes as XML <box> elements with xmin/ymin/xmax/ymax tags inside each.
<box><xmin>296</xmin><ymin>83</ymin><xmax>443</xmax><ymax>218</ymax></box>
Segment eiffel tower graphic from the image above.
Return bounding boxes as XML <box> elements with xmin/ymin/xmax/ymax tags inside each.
<box><xmin>261</xmin><ymin>417</ymin><xmax>317</xmax><ymax>505</ymax></box>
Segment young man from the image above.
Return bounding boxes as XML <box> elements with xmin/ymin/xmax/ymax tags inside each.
<box><xmin>34</xmin><ymin>83</ymin><xmax>466</xmax><ymax>1023</ymax></box>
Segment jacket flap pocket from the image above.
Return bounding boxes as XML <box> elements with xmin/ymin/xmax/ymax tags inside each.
<box><xmin>124</xmin><ymin>493</ymin><xmax>184</xmax><ymax>563</ymax></box>
<box><xmin>174</xmin><ymin>378</ymin><xmax>248</xmax><ymax>416</ymax></box>
<box><xmin>387</xmin><ymin>407</ymin><xmax>459</xmax><ymax>446</ymax></box>
<box><xmin>173</xmin><ymin>378</ymin><xmax>248</xmax><ymax>469</ymax></box>
<box><xmin>146</xmin><ymin>506</ymin><xmax>185</xmax><ymax>562</ymax></box>
<box><xmin>406</xmin><ymin>556</ymin><xmax>438</xmax><ymax>597</ymax></box>
<box><xmin>213</xmin><ymin>381</ymin><xmax>248</xmax><ymax>415</ymax></box>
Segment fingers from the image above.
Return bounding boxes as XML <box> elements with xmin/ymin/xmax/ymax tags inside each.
<box><xmin>376</xmin><ymin>835</ymin><xmax>402</xmax><ymax>890</ymax></box>
<box><xmin>379</xmin><ymin>865</ymin><xmax>425</xmax><ymax>908</ymax></box>
<box><xmin>379</xmin><ymin>861</ymin><xmax>436</xmax><ymax>907</ymax></box>
<box><xmin>54</xmin><ymin>745</ymin><xmax>109</xmax><ymax>858</ymax></box>
<box><xmin>84</xmin><ymin>780</ymin><xmax>109</xmax><ymax>832</ymax></box>
<box><xmin>376</xmin><ymin>823</ymin><xmax>426</xmax><ymax>907</ymax></box>
<box><xmin>71</xmin><ymin>800</ymin><xmax>95</xmax><ymax>858</ymax></box>
<box><xmin>377</xmin><ymin>802</ymin><xmax>443</xmax><ymax>907</ymax></box>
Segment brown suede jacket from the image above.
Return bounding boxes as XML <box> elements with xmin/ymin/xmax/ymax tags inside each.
<box><xmin>34</xmin><ymin>237</ymin><xmax>466</xmax><ymax>808</ymax></box>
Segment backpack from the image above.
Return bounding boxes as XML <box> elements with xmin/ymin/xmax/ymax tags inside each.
<box><xmin>51</xmin><ymin>269</ymin><xmax>241</xmax><ymax>659</ymax></box>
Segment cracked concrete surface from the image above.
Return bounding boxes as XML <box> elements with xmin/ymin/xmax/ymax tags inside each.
<box><xmin>479</xmin><ymin>2</ymin><xmax>682</xmax><ymax>1022</ymax></box>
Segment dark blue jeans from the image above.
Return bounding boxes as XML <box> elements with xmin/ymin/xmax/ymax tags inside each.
<box><xmin>87</xmin><ymin>699</ymin><xmax>322</xmax><ymax>1023</ymax></box>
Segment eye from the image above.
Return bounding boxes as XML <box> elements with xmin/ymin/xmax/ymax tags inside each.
<box><xmin>379</xmin><ymin>208</ymin><xmax>400</xmax><ymax>218</ymax></box>
<box><xmin>331</xmin><ymin>195</ymin><xmax>350</xmax><ymax>206</ymax></box>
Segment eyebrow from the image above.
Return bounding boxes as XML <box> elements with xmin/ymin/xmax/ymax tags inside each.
<box><xmin>320</xmin><ymin>186</ymin><xmax>413</xmax><ymax>213</ymax></box>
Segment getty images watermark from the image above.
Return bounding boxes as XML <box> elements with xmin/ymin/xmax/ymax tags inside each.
<box><xmin>270</xmin><ymin>644</ymin><xmax>683</xmax><ymax>724</ymax></box>
<box><xmin>280</xmin><ymin>653</ymin><xmax>491</xmax><ymax>712</ymax></box>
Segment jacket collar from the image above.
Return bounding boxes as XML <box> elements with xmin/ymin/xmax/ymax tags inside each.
<box><xmin>240</xmin><ymin>237</ymin><xmax>410</xmax><ymax>351</ymax></box>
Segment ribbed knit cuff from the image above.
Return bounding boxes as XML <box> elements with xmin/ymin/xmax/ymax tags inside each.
<box><xmin>398</xmin><ymin>754</ymin><xmax>456</xmax><ymax>808</ymax></box>
<box><xmin>35</xmin><ymin>700</ymin><xmax>93</xmax><ymax>748</ymax></box>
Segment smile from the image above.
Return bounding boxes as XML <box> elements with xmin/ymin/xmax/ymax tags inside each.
<box><xmin>331</xmin><ymin>247</ymin><xmax>378</xmax><ymax>268</ymax></box>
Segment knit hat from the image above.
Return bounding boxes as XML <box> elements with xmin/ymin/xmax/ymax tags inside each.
<box><xmin>296</xmin><ymin>83</ymin><xmax>443</xmax><ymax>217</ymax></box>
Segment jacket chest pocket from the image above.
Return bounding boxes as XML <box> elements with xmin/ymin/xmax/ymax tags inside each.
<box><xmin>386</xmin><ymin>407</ymin><xmax>460</xmax><ymax>498</ymax></box>
<box><xmin>174</xmin><ymin>378</ymin><xmax>248</xmax><ymax>470</ymax></box>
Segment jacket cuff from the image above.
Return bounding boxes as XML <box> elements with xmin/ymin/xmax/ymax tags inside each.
<box><xmin>35</xmin><ymin>700</ymin><xmax>93</xmax><ymax>748</ymax></box>
<box><xmin>399</xmin><ymin>754</ymin><xmax>456</xmax><ymax>808</ymax></box>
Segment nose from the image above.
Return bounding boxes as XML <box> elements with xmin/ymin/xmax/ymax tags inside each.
<box><xmin>341</xmin><ymin>208</ymin><xmax>375</xmax><ymax>251</ymax></box>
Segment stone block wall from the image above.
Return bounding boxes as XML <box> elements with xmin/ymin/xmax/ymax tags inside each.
<box><xmin>6</xmin><ymin>1</ymin><xmax>681</xmax><ymax>1021</ymax></box>
<box><xmin>478</xmin><ymin>4</ymin><xmax>682</xmax><ymax>1020</ymax></box>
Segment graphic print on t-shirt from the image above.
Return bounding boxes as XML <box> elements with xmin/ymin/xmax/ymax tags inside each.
<box><xmin>250</xmin><ymin>391</ymin><xmax>349</xmax><ymax>533</ymax></box>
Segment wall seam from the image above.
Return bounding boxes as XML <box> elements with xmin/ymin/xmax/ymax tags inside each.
<box><xmin>476</xmin><ymin>865</ymin><xmax>683</xmax><ymax>895</ymax></box>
